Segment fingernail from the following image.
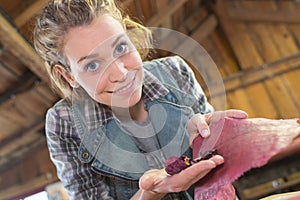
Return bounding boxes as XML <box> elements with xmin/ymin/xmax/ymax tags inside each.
<box><xmin>201</xmin><ymin>129</ymin><xmax>209</xmax><ymax>137</ymax></box>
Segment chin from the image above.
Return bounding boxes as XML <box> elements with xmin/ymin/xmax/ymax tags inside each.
<box><xmin>124</xmin><ymin>91</ymin><xmax>142</xmax><ymax>108</ymax></box>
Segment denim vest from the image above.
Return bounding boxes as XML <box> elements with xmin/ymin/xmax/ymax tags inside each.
<box><xmin>73</xmin><ymin>62</ymin><xmax>199</xmax><ymax>199</ymax></box>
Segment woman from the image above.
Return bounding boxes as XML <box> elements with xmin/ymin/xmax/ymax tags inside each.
<box><xmin>34</xmin><ymin>0</ymin><xmax>247</xmax><ymax>199</ymax></box>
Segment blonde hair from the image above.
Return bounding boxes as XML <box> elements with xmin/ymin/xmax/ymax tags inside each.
<box><xmin>34</xmin><ymin>0</ymin><xmax>152</xmax><ymax>97</ymax></box>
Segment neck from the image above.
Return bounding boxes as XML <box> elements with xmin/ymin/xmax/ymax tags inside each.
<box><xmin>112</xmin><ymin>99</ymin><xmax>148</xmax><ymax>122</ymax></box>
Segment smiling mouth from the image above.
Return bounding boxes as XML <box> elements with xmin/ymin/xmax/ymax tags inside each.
<box><xmin>112</xmin><ymin>70</ymin><xmax>138</xmax><ymax>95</ymax></box>
<box><xmin>113</xmin><ymin>80</ymin><xmax>135</xmax><ymax>94</ymax></box>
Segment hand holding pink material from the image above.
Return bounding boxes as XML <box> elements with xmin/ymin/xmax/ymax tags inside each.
<box><xmin>192</xmin><ymin>117</ymin><xmax>300</xmax><ymax>200</ymax></box>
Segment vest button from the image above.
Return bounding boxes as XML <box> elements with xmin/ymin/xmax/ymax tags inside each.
<box><xmin>82</xmin><ymin>152</ymin><xmax>89</xmax><ymax>159</ymax></box>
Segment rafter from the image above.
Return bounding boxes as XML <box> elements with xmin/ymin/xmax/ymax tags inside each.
<box><xmin>203</xmin><ymin>52</ymin><xmax>300</xmax><ymax>97</ymax></box>
<box><xmin>0</xmin><ymin>9</ymin><xmax>49</xmax><ymax>84</ymax></box>
<box><xmin>14</xmin><ymin>0</ymin><xmax>48</xmax><ymax>27</ymax></box>
<box><xmin>0</xmin><ymin>119</ymin><xmax>46</xmax><ymax>172</ymax></box>
<box><xmin>224</xmin><ymin>1</ymin><xmax>300</xmax><ymax>23</ymax></box>
<box><xmin>146</xmin><ymin>0</ymin><xmax>188</xmax><ymax>27</ymax></box>
<box><xmin>0</xmin><ymin>70</ymin><xmax>38</xmax><ymax>104</ymax></box>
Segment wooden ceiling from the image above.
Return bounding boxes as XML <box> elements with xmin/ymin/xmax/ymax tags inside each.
<box><xmin>0</xmin><ymin>0</ymin><xmax>300</xmax><ymax>199</ymax></box>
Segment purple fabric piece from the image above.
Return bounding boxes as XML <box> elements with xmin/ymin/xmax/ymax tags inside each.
<box><xmin>165</xmin><ymin>155</ymin><xmax>190</xmax><ymax>175</ymax></box>
<box><xmin>192</xmin><ymin>117</ymin><xmax>300</xmax><ymax>200</ymax></box>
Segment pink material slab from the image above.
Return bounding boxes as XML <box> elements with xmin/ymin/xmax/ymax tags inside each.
<box><xmin>192</xmin><ymin>117</ymin><xmax>300</xmax><ymax>200</ymax></box>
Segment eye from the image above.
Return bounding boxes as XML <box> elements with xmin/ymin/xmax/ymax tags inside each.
<box><xmin>85</xmin><ymin>61</ymin><xmax>100</xmax><ymax>72</ymax></box>
<box><xmin>114</xmin><ymin>42</ymin><xmax>129</xmax><ymax>56</ymax></box>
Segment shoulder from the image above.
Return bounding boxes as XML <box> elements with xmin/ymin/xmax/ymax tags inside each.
<box><xmin>144</xmin><ymin>56</ymin><xmax>189</xmax><ymax>71</ymax></box>
<box><xmin>144</xmin><ymin>56</ymin><xmax>193</xmax><ymax>82</ymax></box>
<box><xmin>46</xmin><ymin>98</ymin><xmax>73</xmax><ymax>122</ymax></box>
<box><xmin>45</xmin><ymin>98</ymin><xmax>82</xmax><ymax>142</ymax></box>
<box><xmin>146</xmin><ymin>56</ymin><xmax>197</xmax><ymax>85</ymax></box>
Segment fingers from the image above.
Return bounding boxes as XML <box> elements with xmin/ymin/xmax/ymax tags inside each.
<box><xmin>139</xmin><ymin>155</ymin><xmax>224</xmax><ymax>194</ymax></box>
<box><xmin>188</xmin><ymin>110</ymin><xmax>248</xmax><ymax>146</ymax></box>
<box><xmin>139</xmin><ymin>169</ymin><xmax>164</xmax><ymax>191</ymax></box>
<box><xmin>184</xmin><ymin>155</ymin><xmax>223</xmax><ymax>180</ymax></box>
<box><xmin>164</xmin><ymin>155</ymin><xmax>224</xmax><ymax>192</ymax></box>
<box><xmin>189</xmin><ymin>155</ymin><xmax>224</xmax><ymax>176</ymax></box>
<box><xmin>208</xmin><ymin>154</ymin><xmax>224</xmax><ymax>165</ymax></box>
<box><xmin>139</xmin><ymin>172</ymin><xmax>156</xmax><ymax>191</ymax></box>
<box><xmin>193</xmin><ymin>155</ymin><xmax>224</xmax><ymax>181</ymax></box>
<box><xmin>205</xmin><ymin>109</ymin><xmax>248</xmax><ymax>125</ymax></box>
<box><xmin>188</xmin><ymin>114</ymin><xmax>210</xmax><ymax>146</ymax></box>
<box><xmin>191</xmin><ymin>114</ymin><xmax>210</xmax><ymax>137</ymax></box>
<box><xmin>225</xmin><ymin>109</ymin><xmax>248</xmax><ymax>119</ymax></box>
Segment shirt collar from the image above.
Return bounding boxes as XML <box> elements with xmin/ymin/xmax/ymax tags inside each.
<box><xmin>142</xmin><ymin>68</ymin><xmax>169</xmax><ymax>103</ymax></box>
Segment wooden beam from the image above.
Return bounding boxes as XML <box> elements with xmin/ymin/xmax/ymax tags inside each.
<box><xmin>0</xmin><ymin>170</ymin><xmax>58</xmax><ymax>200</ymax></box>
<box><xmin>213</xmin><ymin>0</ymin><xmax>264</xmax><ymax>69</ymax></box>
<box><xmin>0</xmin><ymin>134</ymin><xmax>46</xmax><ymax>172</ymax></box>
<box><xmin>0</xmin><ymin>70</ymin><xmax>38</xmax><ymax>104</ymax></box>
<box><xmin>175</xmin><ymin>14</ymin><xmax>218</xmax><ymax>52</ymax></box>
<box><xmin>0</xmin><ymin>118</ymin><xmax>45</xmax><ymax>172</ymax></box>
<box><xmin>191</xmin><ymin>14</ymin><xmax>218</xmax><ymax>40</ymax></box>
<box><xmin>203</xmin><ymin>53</ymin><xmax>300</xmax><ymax>97</ymax></box>
<box><xmin>0</xmin><ymin>118</ymin><xmax>44</xmax><ymax>148</ymax></box>
<box><xmin>225</xmin><ymin>1</ymin><xmax>300</xmax><ymax>23</ymax></box>
<box><xmin>14</xmin><ymin>0</ymin><xmax>48</xmax><ymax>27</ymax></box>
<box><xmin>147</xmin><ymin>0</ymin><xmax>188</xmax><ymax>27</ymax></box>
<box><xmin>0</xmin><ymin>136</ymin><xmax>57</xmax><ymax>200</ymax></box>
<box><xmin>153</xmin><ymin>13</ymin><xmax>217</xmax><ymax>57</ymax></box>
<box><xmin>0</xmin><ymin>9</ymin><xmax>49</xmax><ymax>84</ymax></box>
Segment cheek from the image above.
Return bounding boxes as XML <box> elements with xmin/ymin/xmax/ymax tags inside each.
<box><xmin>84</xmin><ymin>80</ymin><xmax>108</xmax><ymax>104</ymax></box>
<box><xmin>125</xmin><ymin>51</ymin><xmax>143</xmax><ymax>69</ymax></box>
<box><xmin>78</xmin><ymin>74</ymin><xmax>106</xmax><ymax>95</ymax></box>
<box><xmin>93</xmin><ymin>76</ymin><xmax>107</xmax><ymax>94</ymax></box>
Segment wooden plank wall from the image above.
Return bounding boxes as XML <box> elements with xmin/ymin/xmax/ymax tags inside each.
<box><xmin>210</xmin><ymin>1</ymin><xmax>300</xmax><ymax>119</ymax></box>
<box><xmin>209</xmin><ymin>1</ymin><xmax>300</xmax><ymax>199</ymax></box>
<box><xmin>0</xmin><ymin>147</ymin><xmax>58</xmax><ymax>200</ymax></box>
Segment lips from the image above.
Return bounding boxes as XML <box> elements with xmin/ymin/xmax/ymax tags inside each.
<box><xmin>113</xmin><ymin>80</ymin><xmax>135</xmax><ymax>94</ymax></box>
<box><xmin>112</xmin><ymin>71</ymin><xmax>138</xmax><ymax>95</ymax></box>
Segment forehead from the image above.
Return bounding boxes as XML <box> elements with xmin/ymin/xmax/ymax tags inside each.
<box><xmin>64</xmin><ymin>14</ymin><xmax>125</xmax><ymax>62</ymax></box>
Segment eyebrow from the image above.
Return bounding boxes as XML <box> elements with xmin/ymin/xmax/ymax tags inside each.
<box><xmin>112</xmin><ymin>34</ymin><xmax>125</xmax><ymax>47</ymax></box>
<box><xmin>77</xmin><ymin>34</ymin><xmax>125</xmax><ymax>64</ymax></box>
<box><xmin>77</xmin><ymin>53</ymin><xmax>99</xmax><ymax>64</ymax></box>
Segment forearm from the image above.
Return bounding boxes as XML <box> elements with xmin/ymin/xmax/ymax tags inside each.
<box><xmin>130</xmin><ymin>189</ymin><xmax>166</xmax><ymax>200</ymax></box>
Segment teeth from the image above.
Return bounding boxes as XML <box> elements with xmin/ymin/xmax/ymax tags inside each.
<box><xmin>115</xmin><ymin>81</ymin><xmax>134</xmax><ymax>93</ymax></box>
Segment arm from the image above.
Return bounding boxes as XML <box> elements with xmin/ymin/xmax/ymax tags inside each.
<box><xmin>46</xmin><ymin>105</ymin><xmax>112</xmax><ymax>200</ymax></box>
<box><xmin>130</xmin><ymin>189</ymin><xmax>166</xmax><ymax>200</ymax></box>
<box><xmin>165</xmin><ymin>57</ymin><xmax>248</xmax><ymax>144</ymax></box>
<box><xmin>164</xmin><ymin>56</ymin><xmax>214</xmax><ymax>115</ymax></box>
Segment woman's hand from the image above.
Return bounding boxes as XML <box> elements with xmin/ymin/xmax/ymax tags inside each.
<box><xmin>138</xmin><ymin>155</ymin><xmax>224</xmax><ymax>196</ymax></box>
<box><xmin>133</xmin><ymin>109</ymin><xmax>246</xmax><ymax>199</ymax></box>
<box><xmin>187</xmin><ymin>109</ymin><xmax>248</xmax><ymax>146</ymax></box>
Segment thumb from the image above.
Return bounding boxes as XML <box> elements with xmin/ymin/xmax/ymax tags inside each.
<box><xmin>188</xmin><ymin>114</ymin><xmax>210</xmax><ymax>146</ymax></box>
<box><xmin>139</xmin><ymin>170</ymin><xmax>158</xmax><ymax>191</ymax></box>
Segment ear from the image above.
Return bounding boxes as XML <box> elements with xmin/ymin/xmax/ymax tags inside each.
<box><xmin>54</xmin><ymin>64</ymin><xmax>79</xmax><ymax>88</ymax></box>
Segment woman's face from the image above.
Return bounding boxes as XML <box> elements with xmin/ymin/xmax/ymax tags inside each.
<box><xmin>63</xmin><ymin>14</ymin><xmax>144</xmax><ymax>108</ymax></box>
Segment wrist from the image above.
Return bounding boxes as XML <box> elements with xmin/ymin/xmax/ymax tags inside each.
<box><xmin>131</xmin><ymin>189</ymin><xmax>166</xmax><ymax>200</ymax></box>
<box><xmin>142</xmin><ymin>190</ymin><xmax>166</xmax><ymax>200</ymax></box>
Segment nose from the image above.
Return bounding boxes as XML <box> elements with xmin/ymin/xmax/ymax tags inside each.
<box><xmin>108</xmin><ymin>59</ymin><xmax>128</xmax><ymax>82</ymax></box>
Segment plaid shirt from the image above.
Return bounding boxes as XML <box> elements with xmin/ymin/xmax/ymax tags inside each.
<box><xmin>45</xmin><ymin>56</ymin><xmax>213</xmax><ymax>199</ymax></box>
